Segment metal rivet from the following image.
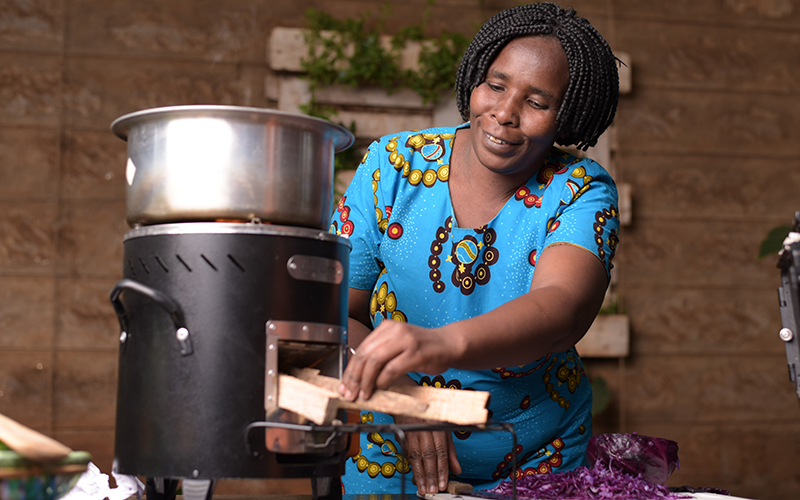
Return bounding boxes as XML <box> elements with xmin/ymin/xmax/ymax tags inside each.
<box><xmin>267</xmin><ymin>395</ymin><xmax>273</xmax><ymax>401</ymax></box>
<box><xmin>780</xmin><ymin>328</ymin><xmax>794</xmax><ymax>342</ymax></box>
<box><xmin>267</xmin><ymin>369</ymin><xmax>274</xmax><ymax>376</ymax></box>
<box><xmin>269</xmin><ymin>323</ymin><xmax>277</xmax><ymax>330</ymax></box>
<box><xmin>176</xmin><ymin>328</ymin><xmax>189</xmax><ymax>341</ymax></box>
<box><xmin>302</xmin><ymin>325</ymin><xmax>309</xmax><ymax>332</ymax></box>
<box><xmin>120</xmin><ymin>331</ymin><xmax>127</xmax><ymax>343</ymax></box>
<box><xmin>289</xmin><ymin>262</ymin><xmax>297</xmax><ymax>270</ymax></box>
<box><xmin>328</xmin><ymin>328</ymin><xmax>335</xmax><ymax>334</ymax></box>
<box><xmin>192</xmin><ymin>470</ymin><xmax>199</xmax><ymax>478</ymax></box>
<box><xmin>268</xmin><ymin>344</ymin><xmax>276</xmax><ymax>350</ymax></box>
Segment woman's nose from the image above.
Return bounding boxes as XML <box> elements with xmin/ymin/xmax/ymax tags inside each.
<box><xmin>493</xmin><ymin>94</ymin><xmax>519</xmax><ymax>126</ymax></box>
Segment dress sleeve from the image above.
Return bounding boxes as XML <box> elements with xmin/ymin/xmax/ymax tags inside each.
<box><xmin>330</xmin><ymin>140</ymin><xmax>387</xmax><ymax>290</ymax></box>
<box><xmin>543</xmin><ymin>159</ymin><xmax>621</xmax><ymax>278</ymax></box>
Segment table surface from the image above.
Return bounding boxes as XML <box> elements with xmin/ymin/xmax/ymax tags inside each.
<box><xmin>178</xmin><ymin>493</ymin><xmax>756</xmax><ymax>500</ymax></box>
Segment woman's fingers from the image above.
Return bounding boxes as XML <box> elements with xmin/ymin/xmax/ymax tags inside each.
<box><xmin>341</xmin><ymin>326</ymin><xmax>404</xmax><ymax>400</ymax></box>
<box><xmin>405</xmin><ymin>431</ymin><xmax>427</xmax><ymax>495</ymax></box>
<box><xmin>339</xmin><ymin>325</ymin><xmax>392</xmax><ymax>400</ymax></box>
<box><xmin>394</xmin><ymin>415</ymin><xmax>460</xmax><ymax>496</ymax></box>
<box><xmin>340</xmin><ymin>321</ymin><xmax>415</xmax><ymax>400</ymax></box>
<box><xmin>447</xmin><ymin>431</ymin><xmax>462</xmax><ymax>475</ymax></box>
<box><xmin>405</xmin><ymin>430</ymin><xmax>452</xmax><ymax>495</ymax></box>
<box><xmin>356</xmin><ymin>331</ymin><xmax>407</xmax><ymax>398</ymax></box>
<box><xmin>338</xmin><ymin>348</ymin><xmax>364</xmax><ymax>401</ymax></box>
<box><xmin>432</xmin><ymin>430</ymin><xmax>452</xmax><ymax>491</ymax></box>
<box><xmin>340</xmin><ymin>320</ymin><xmax>454</xmax><ymax>400</ymax></box>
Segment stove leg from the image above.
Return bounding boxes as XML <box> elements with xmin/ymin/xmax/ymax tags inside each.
<box><xmin>182</xmin><ymin>479</ymin><xmax>216</xmax><ymax>500</ymax></box>
<box><xmin>311</xmin><ymin>476</ymin><xmax>342</xmax><ymax>500</ymax></box>
<box><xmin>145</xmin><ymin>477</ymin><xmax>179</xmax><ymax>500</ymax></box>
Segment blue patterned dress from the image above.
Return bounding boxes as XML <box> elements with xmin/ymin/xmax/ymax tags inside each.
<box><xmin>330</xmin><ymin>123</ymin><xmax>620</xmax><ymax>494</ymax></box>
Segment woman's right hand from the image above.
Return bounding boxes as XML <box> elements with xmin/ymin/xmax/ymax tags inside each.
<box><xmin>340</xmin><ymin>319</ymin><xmax>461</xmax><ymax>401</ymax></box>
<box><xmin>394</xmin><ymin>415</ymin><xmax>461</xmax><ymax>495</ymax></box>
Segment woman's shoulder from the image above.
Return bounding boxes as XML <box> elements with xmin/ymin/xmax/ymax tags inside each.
<box><xmin>531</xmin><ymin>147</ymin><xmax>617</xmax><ymax>196</ymax></box>
<box><xmin>362</xmin><ymin>125</ymin><xmax>464</xmax><ymax>186</ymax></box>
<box><xmin>368</xmin><ymin>125</ymin><xmax>463</xmax><ymax>150</ymax></box>
<box><xmin>546</xmin><ymin>148</ymin><xmax>613</xmax><ymax>178</ymax></box>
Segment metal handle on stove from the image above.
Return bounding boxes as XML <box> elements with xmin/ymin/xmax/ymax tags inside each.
<box><xmin>110</xmin><ymin>278</ymin><xmax>194</xmax><ymax>356</ymax></box>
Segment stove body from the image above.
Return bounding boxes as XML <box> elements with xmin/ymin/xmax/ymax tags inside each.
<box><xmin>111</xmin><ymin>223</ymin><xmax>350</xmax><ymax>485</ymax></box>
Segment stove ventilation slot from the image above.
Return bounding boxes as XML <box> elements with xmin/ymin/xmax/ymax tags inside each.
<box><xmin>228</xmin><ymin>254</ymin><xmax>245</xmax><ymax>272</ymax></box>
<box><xmin>200</xmin><ymin>254</ymin><xmax>217</xmax><ymax>271</ymax></box>
<box><xmin>176</xmin><ymin>254</ymin><xmax>192</xmax><ymax>272</ymax></box>
<box><xmin>154</xmin><ymin>255</ymin><xmax>169</xmax><ymax>273</ymax></box>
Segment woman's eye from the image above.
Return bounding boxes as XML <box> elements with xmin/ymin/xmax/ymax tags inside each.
<box><xmin>487</xmin><ymin>82</ymin><xmax>503</xmax><ymax>91</ymax></box>
<box><xmin>528</xmin><ymin>99</ymin><xmax>546</xmax><ymax>110</ymax></box>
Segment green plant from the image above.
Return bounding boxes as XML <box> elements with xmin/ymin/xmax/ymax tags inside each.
<box><xmin>302</xmin><ymin>6</ymin><xmax>402</xmax><ymax>92</ymax></box>
<box><xmin>598</xmin><ymin>298</ymin><xmax>623</xmax><ymax>316</ymax></box>
<box><xmin>300</xmin><ymin>3</ymin><xmax>470</xmax><ymax>106</ymax></box>
<box><xmin>759</xmin><ymin>225</ymin><xmax>792</xmax><ymax>259</ymax></box>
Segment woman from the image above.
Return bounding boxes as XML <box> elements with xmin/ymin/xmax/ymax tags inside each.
<box><xmin>330</xmin><ymin>2</ymin><xmax>621</xmax><ymax>495</ymax></box>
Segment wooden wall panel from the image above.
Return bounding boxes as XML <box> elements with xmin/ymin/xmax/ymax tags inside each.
<box><xmin>617</xmin><ymin>20</ymin><xmax>800</xmax><ymax>93</ymax></box>
<box><xmin>616</xmin><ymin>90</ymin><xmax>800</xmax><ymax>156</ymax></box>
<box><xmin>623</xmin><ymin>355</ymin><xmax>797</xmax><ymax>422</ymax></box>
<box><xmin>617</xmin><ymin>152</ymin><xmax>800</xmax><ymax>220</ymax></box>
<box><xmin>623</xmin><ymin>286</ymin><xmax>783</xmax><ymax>356</ymax></box>
<box><xmin>1</xmin><ymin>1</ymin><xmax>799</xmax><ymax>498</ymax></box>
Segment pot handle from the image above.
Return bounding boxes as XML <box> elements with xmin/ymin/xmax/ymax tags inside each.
<box><xmin>110</xmin><ymin>278</ymin><xmax>194</xmax><ymax>356</ymax></box>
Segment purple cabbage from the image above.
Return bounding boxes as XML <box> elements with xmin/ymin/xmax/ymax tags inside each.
<box><xmin>586</xmin><ymin>433</ymin><xmax>680</xmax><ymax>485</ymax></box>
<box><xmin>484</xmin><ymin>462</ymin><xmax>685</xmax><ymax>500</ymax></box>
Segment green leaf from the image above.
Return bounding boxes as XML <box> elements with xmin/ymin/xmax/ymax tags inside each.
<box><xmin>301</xmin><ymin>3</ymin><xmax>469</xmax><ymax>107</ymax></box>
<box><xmin>758</xmin><ymin>225</ymin><xmax>791</xmax><ymax>259</ymax></box>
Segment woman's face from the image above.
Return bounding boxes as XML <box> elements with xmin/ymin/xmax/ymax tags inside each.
<box><xmin>468</xmin><ymin>35</ymin><xmax>570</xmax><ymax>176</ymax></box>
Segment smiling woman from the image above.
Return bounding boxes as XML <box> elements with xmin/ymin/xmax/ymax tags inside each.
<box><xmin>330</xmin><ymin>2</ymin><xmax>622</xmax><ymax>496</ymax></box>
<box><xmin>451</xmin><ymin>36</ymin><xmax>571</xmax><ymax>227</ymax></box>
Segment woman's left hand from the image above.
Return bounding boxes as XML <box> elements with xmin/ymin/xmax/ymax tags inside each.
<box><xmin>394</xmin><ymin>415</ymin><xmax>462</xmax><ymax>495</ymax></box>
<box><xmin>338</xmin><ymin>320</ymin><xmax>461</xmax><ymax>401</ymax></box>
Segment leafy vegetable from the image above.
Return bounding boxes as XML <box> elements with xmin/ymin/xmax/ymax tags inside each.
<box><xmin>758</xmin><ymin>225</ymin><xmax>792</xmax><ymax>259</ymax></box>
<box><xmin>586</xmin><ymin>433</ymin><xmax>679</xmax><ymax>485</ymax></box>
<box><xmin>483</xmin><ymin>462</ymin><xmax>683</xmax><ymax>500</ymax></box>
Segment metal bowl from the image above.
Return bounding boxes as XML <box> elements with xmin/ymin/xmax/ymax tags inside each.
<box><xmin>111</xmin><ymin>105</ymin><xmax>355</xmax><ymax>229</ymax></box>
<box><xmin>0</xmin><ymin>449</ymin><xmax>91</xmax><ymax>500</ymax></box>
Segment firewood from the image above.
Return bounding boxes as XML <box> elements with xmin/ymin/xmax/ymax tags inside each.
<box><xmin>277</xmin><ymin>368</ymin><xmax>489</xmax><ymax>425</ymax></box>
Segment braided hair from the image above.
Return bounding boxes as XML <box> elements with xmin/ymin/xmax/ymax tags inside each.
<box><xmin>455</xmin><ymin>2</ymin><xmax>620</xmax><ymax>151</ymax></box>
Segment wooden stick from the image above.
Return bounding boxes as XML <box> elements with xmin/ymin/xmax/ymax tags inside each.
<box><xmin>0</xmin><ymin>413</ymin><xmax>72</xmax><ymax>463</ymax></box>
<box><xmin>277</xmin><ymin>375</ymin><xmax>339</xmax><ymax>425</ymax></box>
<box><xmin>390</xmin><ymin>384</ymin><xmax>490</xmax><ymax>425</ymax></box>
<box><xmin>290</xmin><ymin>368</ymin><xmax>429</xmax><ymax>416</ymax></box>
<box><xmin>446</xmin><ymin>480</ymin><xmax>474</xmax><ymax>495</ymax></box>
<box><xmin>279</xmin><ymin>369</ymin><xmax>489</xmax><ymax>425</ymax></box>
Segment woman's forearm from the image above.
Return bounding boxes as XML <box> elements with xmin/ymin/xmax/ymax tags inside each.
<box><xmin>444</xmin><ymin>244</ymin><xmax>607</xmax><ymax>370</ymax></box>
<box><xmin>444</xmin><ymin>284</ymin><xmax>597</xmax><ymax>370</ymax></box>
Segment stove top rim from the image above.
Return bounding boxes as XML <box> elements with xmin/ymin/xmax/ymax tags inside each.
<box><xmin>124</xmin><ymin>222</ymin><xmax>349</xmax><ymax>245</ymax></box>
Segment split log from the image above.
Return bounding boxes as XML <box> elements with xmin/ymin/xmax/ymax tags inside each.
<box><xmin>277</xmin><ymin>368</ymin><xmax>490</xmax><ymax>425</ymax></box>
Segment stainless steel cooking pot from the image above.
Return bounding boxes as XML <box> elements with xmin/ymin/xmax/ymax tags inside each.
<box><xmin>111</xmin><ymin>105</ymin><xmax>355</xmax><ymax>229</ymax></box>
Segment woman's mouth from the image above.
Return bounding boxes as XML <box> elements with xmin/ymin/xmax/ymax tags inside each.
<box><xmin>485</xmin><ymin>132</ymin><xmax>516</xmax><ymax>146</ymax></box>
